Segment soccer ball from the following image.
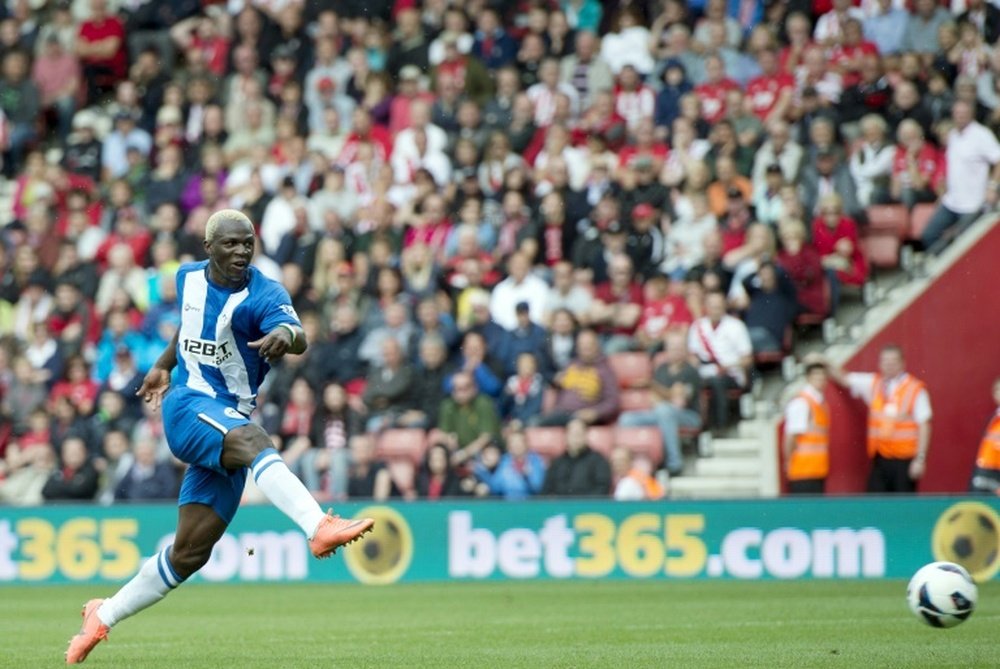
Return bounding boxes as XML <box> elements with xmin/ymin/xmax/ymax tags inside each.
<box><xmin>906</xmin><ymin>561</ymin><xmax>978</xmax><ymax>628</ymax></box>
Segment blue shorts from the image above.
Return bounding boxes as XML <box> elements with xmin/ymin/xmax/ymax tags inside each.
<box><xmin>162</xmin><ymin>387</ymin><xmax>252</xmax><ymax>524</ymax></box>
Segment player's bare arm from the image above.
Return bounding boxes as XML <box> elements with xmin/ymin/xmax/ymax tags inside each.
<box><xmin>136</xmin><ymin>330</ymin><xmax>179</xmax><ymax>410</ymax></box>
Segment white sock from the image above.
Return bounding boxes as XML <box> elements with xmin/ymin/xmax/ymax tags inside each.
<box><xmin>97</xmin><ymin>546</ymin><xmax>184</xmax><ymax>628</ymax></box>
<box><xmin>252</xmin><ymin>447</ymin><xmax>326</xmax><ymax>538</ymax></box>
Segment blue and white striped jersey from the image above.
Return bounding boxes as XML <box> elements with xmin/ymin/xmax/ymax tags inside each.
<box><xmin>175</xmin><ymin>260</ymin><xmax>301</xmax><ymax>415</ymax></box>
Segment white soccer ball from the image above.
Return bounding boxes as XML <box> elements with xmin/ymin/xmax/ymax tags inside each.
<box><xmin>906</xmin><ymin>561</ymin><xmax>978</xmax><ymax>628</ymax></box>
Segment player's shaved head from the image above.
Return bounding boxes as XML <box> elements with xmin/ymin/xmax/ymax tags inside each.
<box><xmin>205</xmin><ymin>209</ymin><xmax>254</xmax><ymax>243</ymax></box>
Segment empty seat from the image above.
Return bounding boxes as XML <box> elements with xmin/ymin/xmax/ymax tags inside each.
<box><xmin>525</xmin><ymin>427</ymin><xmax>567</xmax><ymax>460</ymax></box>
<box><xmin>376</xmin><ymin>429</ymin><xmax>428</xmax><ymax>464</ymax></box>
<box><xmin>909</xmin><ymin>202</ymin><xmax>938</xmax><ymax>241</ymax></box>
<box><xmin>865</xmin><ymin>204</ymin><xmax>908</xmax><ymax>239</ymax></box>
<box><xmin>607</xmin><ymin>351</ymin><xmax>653</xmax><ymax>388</ymax></box>
<box><xmin>614</xmin><ymin>426</ymin><xmax>664</xmax><ymax>468</ymax></box>
<box><xmin>619</xmin><ymin>388</ymin><xmax>654</xmax><ymax>412</ymax></box>
<box><xmin>860</xmin><ymin>234</ymin><xmax>900</xmax><ymax>269</ymax></box>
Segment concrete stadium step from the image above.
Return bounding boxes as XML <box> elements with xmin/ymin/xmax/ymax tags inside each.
<box><xmin>693</xmin><ymin>456</ymin><xmax>761</xmax><ymax>478</ymax></box>
<box><xmin>668</xmin><ymin>476</ymin><xmax>762</xmax><ymax>499</ymax></box>
<box><xmin>707</xmin><ymin>438</ymin><xmax>762</xmax><ymax>457</ymax></box>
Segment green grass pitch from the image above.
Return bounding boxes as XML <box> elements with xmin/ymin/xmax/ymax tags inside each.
<box><xmin>3</xmin><ymin>580</ymin><xmax>998</xmax><ymax>668</ymax></box>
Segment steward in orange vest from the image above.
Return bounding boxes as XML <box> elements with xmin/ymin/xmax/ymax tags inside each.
<box><xmin>784</xmin><ymin>362</ymin><xmax>829</xmax><ymax>494</ymax></box>
<box><xmin>969</xmin><ymin>380</ymin><xmax>1000</xmax><ymax>495</ymax></box>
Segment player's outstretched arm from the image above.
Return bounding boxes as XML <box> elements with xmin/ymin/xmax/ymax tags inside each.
<box><xmin>136</xmin><ymin>331</ymin><xmax>179</xmax><ymax>410</ymax></box>
<box><xmin>249</xmin><ymin>324</ymin><xmax>307</xmax><ymax>362</ymax></box>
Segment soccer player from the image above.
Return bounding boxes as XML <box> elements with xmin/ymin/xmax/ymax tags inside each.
<box><xmin>66</xmin><ymin>210</ymin><xmax>374</xmax><ymax>664</ymax></box>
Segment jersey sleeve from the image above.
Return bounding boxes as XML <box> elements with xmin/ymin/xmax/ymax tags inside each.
<box><xmin>257</xmin><ymin>281</ymin><xmax>302</xmax><ymax>334</ymax></box>
<box><xmin>784</xmin><ymin>397</ymin><xmax>811</xmax><ymax>436</ymax></box>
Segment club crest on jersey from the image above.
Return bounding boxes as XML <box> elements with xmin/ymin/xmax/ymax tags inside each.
<box><xmin>278</xmin><ymin>304</ymin><xmax>299</xmax><ymax>320</ymax></box>
<box><xmin>182</xmin><ymin>337</ymin><xmax>234</xmax><ymax>366</ymax></box>
<box><xmin>224</xmin><ymin>408</ymin><xmax>244</xmax><ymax>419</ymax></box>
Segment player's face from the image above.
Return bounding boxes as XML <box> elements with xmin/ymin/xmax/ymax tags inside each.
<box><xmin>206</xmin><ymin>220</ymin><xmax>255</xmax><ymax>285</ymax></box>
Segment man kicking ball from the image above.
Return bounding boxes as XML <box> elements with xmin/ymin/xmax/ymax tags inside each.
<box><xmin>66</xmin><ymin>210</ymin><xmax>374</xmax><ymax>664</ymax></box>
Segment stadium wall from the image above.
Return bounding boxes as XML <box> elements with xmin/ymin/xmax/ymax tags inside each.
<box><xmin>1</xmin><ymin>498</ymin><xmax>997</xmax><ymax>585</ymax></box>
<box><xmin>821</xmin><ymin>218</ymin><xmax>1000</xmax><ymax>494</ymax></box>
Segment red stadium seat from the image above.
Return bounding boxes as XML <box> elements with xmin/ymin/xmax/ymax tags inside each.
<box><xmin>376</xmin><ymin>429</ymin><xmax>428</xmax><ymax>464</ymax></box>
<box><xmin>607</xmin><ymin>352</ymin><xmax>653</xmax><ymax>389</ymax></box>
<box><xmin>865</xmin><ymin>204</ymin><xmax>908</xmax><ymax>239</ymax></box>
<box><xmin>909</xmin><ymin>202</ymin><xmax>938</xmax><ymax>241</ymax></box>
<box><xmin>586</xmin><ymin>425</ymin><xmax>615</xmax><ymax>458</ymax></box>
<box><xmin>619</xmin><ymin>388</ymin><xmax>654</xmax><ymax>412</ymax></box>
<box><xmin>525</xmin><ymin>427</ymin><xmax>567</xmax><ymax>460</ymax></box>
<box><xmin>614</xmin><ymin>425</ymin><xmax>664</xmax><ymax>468</ymax></box>
<box><xmin>860</xmin><ymin>234</ymin><xmax>900</xmax><ymax>269</ymax></box>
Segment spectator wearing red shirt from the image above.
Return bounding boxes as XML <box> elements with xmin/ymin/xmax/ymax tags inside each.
<box><xmin>812</xmin><ymin>192</ymin><xmax>868</xmax><ymax>313</ymax></box>
<box><xmin>776</xmin><ymin>218</ymin><xmax>830</xmax><ymax>318</ymax></box>
<box><xmin>337</xmin><ymin>108</ymin><xmax>393</xmax><ymax>167</ymax></box>
<box><xmin>635</xmin><ymin>274</ymin><xmax>693</xmax><ymax>351</ymax></box>
<box><xmin>694</xmin><ymin>55</ymin><xmax>740</xmax><ymax>125</ymax></box>
<box><xmin>779</xmin><ymin>12</ymin><xmax>815</xmax><ymax>75</ymax></box>
<box><xmin>76</xmin><ymin>0</ymin><xmax>127</xmax><ymax>104</ymax></box>
<box><xmin>590</xmin><ymin>253</ymin><xmax>644</xmax><ymax>353</ymax></box>
<box><xmin>890</xmin><ymin>119</ymin><xmax>945</xmax><ymax>210</ymax></box>
<box><xmin>617</xmin><ymin>118</ymin><xmax>669</xmax><ymax>173</ymax></box>
<box><xmin>746</xmin><ymin>48</ymin><xmax>794</xmax><ymax>123</ymax></box>
<box><xmin>829</xmin><ymin>19</ymin><xmax>880</xmax><ymax>90</ymax></box>
<box><xmin>389</xmin><ymin>65</ymin><xmax>436</xmax><ymax>136</ymax></box>
<box><xmin>49</xmin><ymin>355</ymin><xmax>100</xmax><ymax>417</ymax></box>
<box><xmin>719</xmin><ymin>188</ymin><xmax>753</xmax><ymax>255</ymax></box>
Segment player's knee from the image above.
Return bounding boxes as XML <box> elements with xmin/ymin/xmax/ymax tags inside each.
<box><xmin>169</xmin><ymin>543</ymin><xmax>213</xmax><ymax>578</ymax></box>
<box><xmin>221</xmin><ymin>424</ymin><xmax>271</xmax><ymax>468</ymax></box>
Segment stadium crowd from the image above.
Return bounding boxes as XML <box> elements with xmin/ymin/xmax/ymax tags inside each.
<box><xmin>0</xmin><ymin>0</ymin><xmax>998</xmax><ymax>505</ymax></box>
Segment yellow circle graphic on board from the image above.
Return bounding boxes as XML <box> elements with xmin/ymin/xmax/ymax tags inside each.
<box><xmin>931</xmin><ymin>501</ymin><xmax>1000</xmax><ymax>582</ymax></box>
<box><xmin>343</xmin><ymin>506</ymin><xmax>414</xmax><ymax>585</ymax></box>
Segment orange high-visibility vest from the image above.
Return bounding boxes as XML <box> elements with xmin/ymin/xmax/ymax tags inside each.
<box><xmin>789</xmin><ymin>391</ymin><xmax>830</xmax><ymax>480</ymax></box>
<box><xmin>976</xmin><ymin>414</ymin><xmax>1000</xmax><ymax>471</ymax></box>
<box><xmin>867</xmin><ymin>374</ymin><xmax>925</xmax><ymax>459</ymax></box>
<box><xmin>626</xmin><ymin>469</ymin><xmax>665</xmax><ymax>500</ymax></box>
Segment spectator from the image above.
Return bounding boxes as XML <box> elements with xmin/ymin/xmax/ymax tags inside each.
<box><xmin>114</xmin><ymin>438</ymin><xmax>176</xmax><ymax>501</ymax></box>
<box><xmin>41</xmin><ymin>436</ymin><xmax>99</xmax><ymax>501</ymax></box>
<box><xmin>830</xmin><ymin>345</ymin><xmax>932</xmax><ymax>493</ymax></box>
<box><xmin>0</xmin><ymin>50</ymin><xmax>40</xmax><ymax>174</ymax></box>
<box><xmin>501</xmin><ymin>302</ymin><xmax>548</xmax><ymax>377</ymax></box>
<box><xmin>559</xmin><ymin>30</ymin><xmax>612</xmax><ymax>110</ymax></box>
<box><xmin>688</xmin><ymin>291</ymin><xmax>752</xmax><ymax>430</ymax></box>
<box><xmin>543</xmin><ymin>260</ymin><xmax>593</xmax><ymax>327</ymax></box>
<box><xmin>751</xmin><ymin>120</ymin><xmax>803</xmax><ymax>195</ymax></box>
<box><xmin>849</xmin><ymin>114</ymin><xmax>895</xmax><ymax>209</ymax></box>
<box><xmin>359</xmin><ymin>301</ymin><xmax>415</xmax><ymax>368</ymax></box>
<box><xmin>346</xmin><ymin>434</ymin><xmax>394</xmax><ymax>501</ymax></box>
<box><xmin>864</xmin><ymin>0</ymin><xmax>908</xmax><ymax>55</ymax></box>
<box><xmin>31</xmin><ymin>35</ymin><xmax>79</xmax><ymax>143</ymax></box>
<box><xmin>95</xmin><ymin>428</ymin><xmax>132</xmax><ymax>505</ymax></box>
<box><xmin>799</xmin><ymin>147</ymin><xmax>862</xmax><ymax>221</ymax></box>
<box><xmin>301</xmin><ymin>382</ymin><xmax>361</xmax><ymax>499</ymax></box>
<box><xmin>489</xmin><ymin>252</ymin><xmax>549</xmax><ymax>330</ymax></box>
<box><xmin>541</xmin><ymin>417</ymin><xmax>611</xmax><ymax>496</ymax></box>
<box><xmin>600</xmin><ymin>7</ymin><xmax>653</xmax><ymax>76</ymax></box>
<box><xmin>901</xmin><ymin>0</ymin><xmax>952</xmax><ymax>58</ymax></box>
<box><xmin>472</xmin><ymin>8</ymin><xmax>518</xmax><ymax>71</ymax></box>
<box><xmin>610</xmin><ymin>447</ymin><xmax>664</xmax><ymax>501</ymax></box>
<box><xmin>921</xmin><ymin>100</ymin><xmax>1000</xmax><ymax>251</ymax></box>
<box><xmin>634</xmin><ymin>273</ymin><xmax>693</xmax><ymax>351</ymax></box>
<box><xmin>812</xmin><ymin>193</ymin><xmax>868</xmax><ymax>301</ymax></box>
<box><xmin>0</xmin><ymin>410</ymin><xmax>55</xmax><ymax>505</ymax></box>
<box><xmin>474</xmin><ymin>427</ymin><xmax>545</xmax><ymax>500</ymax></box>
<box><xmin>502</xmin><ymin>352</ymin><xmax>545</xmax><ymax>425</ymax></box>
<box><xmin>360</xmin><ymin>338</ymin><xmax>417</xmax><ymax>432</ymax></box>
<box><xmin>783</xmin><ymin>359</ymin><xmax>831</xmax><ymax>494</ymax></box>
<box><xmin>404</xmin><ymin>334</ymin><xmax>450</xmax><ymax>429</ymax></box>
<box><xmin>969</xmin><ymin>377</ymin><xmax>1000</xmax><ymax>495</ymax></box>
<box><xmin>589</xmin><ymin>253</ymin><xmax>643</xmax><ymax>353</ymax></box>
<box><xmin>416</xmin><ymin>442</ymin><xmax>468</xmax><ymax>499</ymax></box>
<box><xmin>890</xmin><ymin>119</ymin><xmax>945</xmax><ymax>210</ymax></box>
<box><xmin>437</xmin><ymin>370</ymin><xmax>502</xmax><ymax>466</ymax></box>
<box><xmin>618</xmin><ymin>331</ymin><xmax>701</xmax><ymax>476</ymax></box>
<box><xmin>536</xmin><ymin>328</ymin><xmax>619</xmax><ymax>426</ymax></box>
<box><xmin>742</xmin><ymin>261</ymin><xmax>798</xmax><ymax>355</ymax></box>
<box><xmin>776</xmin><ymin>218</ymin><xmax>830</xmax><ymax>318</ymax></box>
<box><xmin>76</xmin><ymin>0</ymin><xmax>127</xmax><ymax>104</ymax></box>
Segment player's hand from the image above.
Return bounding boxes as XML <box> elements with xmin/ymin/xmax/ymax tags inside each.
<box><xmin>909</xmin><ymin>458</ymin><xmax>926</xmax><ymax>481</ymax></box>
<box><xmin>136</xmin><ymin>367</ymin><xmax>171</xmax><ymax>410</ymax></box>
<box><xmin>249</xmin><ymin>327</ymin><xmax>293</xmax><ymax>362</ymax></box>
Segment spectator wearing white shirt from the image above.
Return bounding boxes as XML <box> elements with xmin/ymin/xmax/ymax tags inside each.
<box><xmin>687</xmin><ymin>291</ymin><xmax>753</xmax><ymax>430</ymax></box>
<box><xmin>392</xmin><ymin>100</ymin><xmax>448</xmax><ymax>166</ymax></box>
<box><xmin>849</xmin><ymin>114</ymin><xmax>896</xmax><ymax>208</ymax></box>
<box><xmin>100</xmin><ymin>110</ymin><xmax>151</xmax><ymax>180</ymax></box>
<box><xmin>829</xmin><ymin>345</ymin><xmax>932</xmax><ymax>493</ymax></box>
<box><xmin>526</xmin><ymin>58</ymin><xmax>579</xmax><ymax>128</ymax></box>
<box><xmin>921</xmin><ymin>100</ymin><xmax>1000</xmax><ymax>250</ymax></box>
<box><xmin>751</xmin><ymin>119</ymin><xmax>804</xmax><ymax>198</ymax></box>
<box><xmin>613</xmin><ymin>65</ymin><xmax>655</xmax><ymax>133</ymax></box>
<box><xmin>814</xmin><ymin>0</ymin><xmax>866</xmax><ymax>46</ymax></box>
<box><xmin>489</xmin><ymin>252</ymin><xmax>550</xmax><ymax>330</ymax></box>
<box><xmin>543</xmin><ymin>260</ymin><xmax>593</xmax><ymax>326</ymax></box>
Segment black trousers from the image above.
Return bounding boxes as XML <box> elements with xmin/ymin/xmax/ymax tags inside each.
<box><xmin>867</xmin><ymin>455</ymin><xmax>916</xmax><ymax>493</ymax></box>
<box><xmin>788</xmin><ymin>478</ymin><xmax>825</xmax><ymax>494</ymax></box>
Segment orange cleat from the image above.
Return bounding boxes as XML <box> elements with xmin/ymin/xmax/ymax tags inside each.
<box><xmin>308</xmin><ymin>511</ymin><xmax>375</xmax><ymax>559</ymax></box>
<box><xmin>65</xmin><ymin>599</ymin><xmax>109</xmax><ymax>665</ymax></box>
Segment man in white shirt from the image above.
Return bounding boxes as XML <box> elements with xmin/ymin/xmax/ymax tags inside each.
<box><xmin>489</xmin><ymin>252</ymin><xmax>550</xmax><ymax>330</ymax></box>
<box><xmin>543</xmin><ymin>260</ymin><xmax>593</xmax><ymax>326</ymax></box>
<box><xmin>687</xmin><ymin>291</ymin><xmax>753</xmax><ymax>431</ymax></box>
<box><xmin>830</xmin><ymin>345</ymin><xmax>932</xmax><ymax>493</ymax></box>
<box><xmin>921</xmin><ymin>100</ymin><xmax>1000</xmax><ymax>251</ymax></box>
